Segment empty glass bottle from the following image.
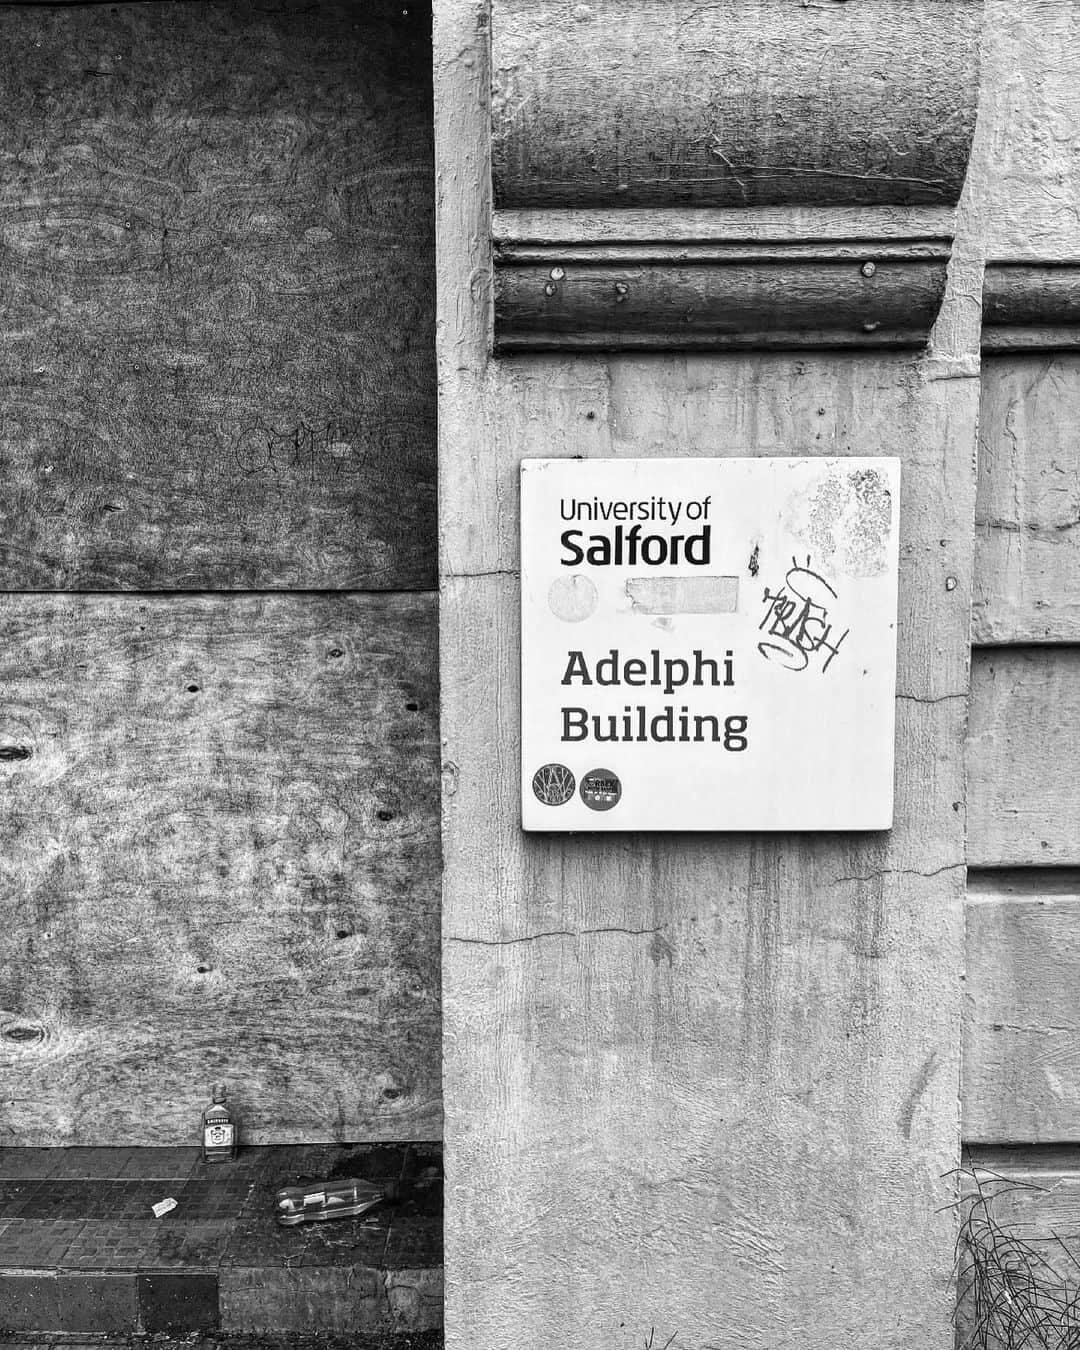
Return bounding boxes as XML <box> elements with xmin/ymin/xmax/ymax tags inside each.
<box><xmin>201</xmin><ymin>1083</ymin><xmax>238</xmax><ymax>1162</ymax></box>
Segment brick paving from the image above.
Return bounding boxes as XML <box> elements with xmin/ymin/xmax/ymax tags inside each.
<box><xmin>0</xmin><ymin>1146</ymin><xmax>441</xmax><ymax>1338</ymax></box>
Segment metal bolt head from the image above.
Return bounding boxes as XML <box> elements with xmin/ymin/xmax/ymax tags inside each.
<box><xmin>543</xmin><ymin>281</ymin><xmax>557</xmax><ymax>297</ymax></box>
<box><xmin>549</xmin><ymin>266</ymin><xmax>565</xmax><ymax>281</ymax></box>
<box><xmin>861</xmin><ymin>261</ymin><xmax>877</xmax><ymax>278</ymax></box>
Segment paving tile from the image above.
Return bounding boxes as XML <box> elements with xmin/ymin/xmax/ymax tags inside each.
<box><xmin>0</xmin><ymin>1152</ymin><xmax>61</xmax><ymax>1182</ymax></box>
<box><xmin>60</xmin><ymin>1221</ymin><xmax>160</xmax><ymax>1270</ymax></box>
<box><xmin>151</xmin><ymin>1222</ymin><xmax>233</xmax><ymax>1268</ymax></box>
<box><xmin>222</xmin><ymin>1208</ymin><xmax>389</xmax><ymax>1270</ymax></box>
<box><xmin>383</xmin><ymin>1217</ymin><xmax>441</xmax><ymax>1271</ymax></box>
<box><xmin>0</xmin><ymin>1273</ymin><xmax>59</xmax><ymax>1332</ymax></box>
<box><xmin>137</xmin><ymin>1270</ymin><xmax>219</xmax><ymax>1333</ymax></box>
<box><xmin>396</xmin><ymin>1168</ymin><xmax>442</xmax><ymax>1219</ymax></box>
<box><xmin>218</xmin><ymin>1265</ymin><xmax>387</xmax><ymax>1335</ymax></box>
<box><xmin>384</xmin><ymin>1268</ymin><xmax>443</xmax><ymax>1333</ymax></box>
<box><xmin>251</xmin><ymin>1145</ymin><xmax>406</xmax><ymax>1188</ymax></box>
<box><xmin>382</xmin><ymin>1152</ymin><xmax>441</xmax><ymax>1271</ymax></box>
<box><xmin>331</xmin><ymin>1146</ymin><xmax>410</xmax><ymax>1183</ymax></box>
<box><xmin>4</xmin><ymin>1181</ymin><xmax>176</xmax><ymax>1222</ymax></box>
<box><xmin>226</xmin><ymin>1160</ymin><xmax>393</xmax><ymax>1268</ymax></box>
<box><xmin>0</xmin><ymin>1184</ymin><xmax>44</xmax><ymax>1221</ymax></box>
<box><xmin>188</xmin><ymin>1151</ymin><xmax>264</xmax><ymax>1183</ymax></box>
<box><xmin>174</xmin><ymin>1178</ymin><xmax>254</xmax><ymax>1222</ymax></box>
<box><xmin>0</xmin><ymin>1144</ymin><xmax>442</xmax><ymax>1337</ymax></box>
<box><xmin>45</xmin><ymin>1344</ymin><xmax>135</xmax><ymax>1350</ymax></box>
<box><xmin>116</xmin><ymin>1149</ymin><xmax>198</xmax><ymax>1181</ymax></box>
<box><xmin>0</xmin><ymin>1221</ymin><xmax>86</xmax><ymax>1268</ymax></box>
<box><xmin>46</xmin><ymin>1150</ymin><xmax>135</xmax><ymax>1181</ymax></box>
<box><xmin>56</xmin><ymin>1272</ymin><xmax>137</xmax><ymax>1332</ymax></box>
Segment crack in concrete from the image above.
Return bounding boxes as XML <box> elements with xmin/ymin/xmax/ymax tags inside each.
<box><xmin>896</xmin><ymin>692</ymin><xmax>967</xmax><ymax>704</ymax></box>
<box><xmin>832</xmin><ymin>862</ymin><xmax>965</xmax><ymax>886</ymax></box>
<box><xmin>448</xmin><ymin>925</ymin><xmax>663</xmax><ymax>946</ymax></box>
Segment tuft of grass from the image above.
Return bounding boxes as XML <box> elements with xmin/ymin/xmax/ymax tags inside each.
<box><xmin>949</xmin><ymin>1166</ymin><xmax>1080</xmax><ymax>1350</ymax></box>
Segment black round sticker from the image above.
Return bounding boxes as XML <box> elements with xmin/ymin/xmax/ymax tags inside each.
<box><xmin>580</xmin><ymin>768</ymin><xmax>621</xmax><ymax>812</ymax></box>
<box><xmin>532</xmin><ymin>763</ymin><xmax>576</xmax><ymax>807</ymax></box>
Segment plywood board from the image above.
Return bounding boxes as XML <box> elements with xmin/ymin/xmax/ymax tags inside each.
<box><xmin>974</xmin><ymin>355</ymin><xmax>1080</xmax><ymax>643</ymax></box>
<box><xmin>0</xmin><ymin>593</ymin><xmax>440</xmax><ymax>1144</ymax></box>
<box><xmin>0</xmin><ymin>1</ymin><xmax>435</xmax><ymax>589</ymax></box>
<box><xmin>967</xmin><ymin>648</ymin><xmax>1080</xmax><ymax>867</ymax></box>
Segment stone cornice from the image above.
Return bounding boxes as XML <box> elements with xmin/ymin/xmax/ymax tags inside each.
<box><xmin>490</xmin><ymin>0</ymin><xmax>983</xmax><ymax>352</ymax></box>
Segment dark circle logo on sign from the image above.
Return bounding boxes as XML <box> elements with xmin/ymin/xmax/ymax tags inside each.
<box><xmin>532</xmin><ymin>763</ymin><xmax>576</xmax><ymax>806</ymax></box>
<box><xmin>580</xmin><ymin>768</ymin><xmax>622</xmax><ymax>812</ymax></box>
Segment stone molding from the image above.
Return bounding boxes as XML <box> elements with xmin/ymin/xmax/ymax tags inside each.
<box><xmin>490</xmin><ymin>0</ymin><xmax>984</xmax><ymax>351</ymax></box>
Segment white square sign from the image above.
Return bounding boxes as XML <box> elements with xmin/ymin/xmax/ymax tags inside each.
<box><xmin>520</xmin><ymin>457</ymin><xmax>901</xmax><ymax>831</ymax></box>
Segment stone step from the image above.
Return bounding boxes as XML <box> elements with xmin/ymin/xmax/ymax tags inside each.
<box><xmin>0</xmin><ymin>1145</ymin><xmax>441</xmax><ymax>1338</ymax></box>
<box><xmin>0</xmin><ymin>1336</ymin><xmax>442</xmax><ymax>1349</ymax></box>
<box><xmin>0</xmin><ymin>1337</ymin><xmax>442</xmax><ymax>1349</ymax></box>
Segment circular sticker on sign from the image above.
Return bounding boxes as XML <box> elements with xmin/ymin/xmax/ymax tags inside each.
<box><xmin>547</xmin><ymin>573</ymin><xmax>598</xmax><ymax>623</ymax></box>
<box><xmin>580</xmin><ymin>769</ymin><xmax>621</xmax><ymax>812</ymax></box>
<box><xmin>532</xmin><ymin>764</ymin><xmax>576</xmax><ymax>806</ymax></box>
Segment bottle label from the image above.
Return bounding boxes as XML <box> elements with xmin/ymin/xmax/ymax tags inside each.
<box><xmin>204</xmin><ymin>1121</ymin><xmax>235</xmax><ymax>1148</ymax></box>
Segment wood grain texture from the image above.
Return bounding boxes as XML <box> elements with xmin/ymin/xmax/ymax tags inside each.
<box><xmin>491</xmin><ymin>0</ymin><xmax>982</xmax><ymax>210</ymax></box>
<box><xmin>440</xmin><ymin>5</ymin><xmax>979</xmax><ymax>1340</ymax></box>
<box><xmin>0</xmin><ymin>593</ymin><xmax>440</xmax><ymax>1145</ymax></box>
<box><xmin>964</xmin><ymin>876</ymin><xmax>1080</xmax><ymax>1143</ymax></box>
<box><xmin>966</xmin><ymin>648</ymin><xmax>1080</xmax><ymax>867</ymax></box>
<box><xmin>977</xmin><ymin>0</ymin><xmax>1080</xmax><ymax>263</ymax></box>
<box><xmin>494</xmin><ymin>255</ymin><xmax>948</xmax><ymax>352</ymax></box>
<box><xmin>0</xmin><ymin>0</ymin><xmax>435</xmax><ymax>589</ymax></box>
<box><xmin>974</xmin><ymin>356</ymin><xmax>1080</xmax><ymax>643</ymax></box>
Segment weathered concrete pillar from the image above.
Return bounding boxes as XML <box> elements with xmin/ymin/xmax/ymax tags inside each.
<box><xmin>436</xmin><ymin>3</ymin><xmax>983</xmax><ymax>1345</ymax></box>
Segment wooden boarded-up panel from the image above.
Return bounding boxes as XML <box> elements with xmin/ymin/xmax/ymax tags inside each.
<box><xmin>965</xmin><ymin>875</ymin><xmax>1080</xmax><ymax>1142</ymax></box>
<box><xmin>974</xmin><ymin>356</ymin><xmax>1080</xmax><ymax>643</ymax></box>
<box><xmin>967</xmin><ymin>647</ymin><xmax>1080</xmax><ymax>867</ymax></box>
<box><xmin>0</xmin><ymin>0</ymin><xmax>435</xmax><ymax>589</ymax></box>
<box><xmin>0</xmin><ymin>593</ymin><xmax>440</xmax><ymax>1144</ymax></box>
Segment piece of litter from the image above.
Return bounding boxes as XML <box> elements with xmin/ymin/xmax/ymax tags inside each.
<box><xmin>151</xmin><ymin>1197</ymin><xmax>177</xmax><ymax>1218</ymax></box>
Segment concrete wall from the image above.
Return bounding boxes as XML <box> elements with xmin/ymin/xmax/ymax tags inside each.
<box><xmin>437</xmin><ymin>2</ymin><xmax>1080</xmax><ymax>1347</ymax></box>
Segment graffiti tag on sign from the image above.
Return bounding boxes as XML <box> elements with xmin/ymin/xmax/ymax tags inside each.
<box><xmin>757</xmin><ymin>557</ymin><xmax>849</xmax><ymax>674</ymax></box>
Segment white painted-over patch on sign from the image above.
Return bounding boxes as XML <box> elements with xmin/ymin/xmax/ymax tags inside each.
<box><xmin>520</xmin><ymin>457</ymin><xmax>901</xmax><ymax>831</ymax></box>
